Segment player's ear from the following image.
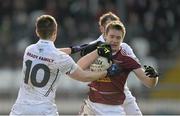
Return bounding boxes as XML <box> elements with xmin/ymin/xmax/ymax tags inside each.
<box><xmin>104</xmin><ymin>32</ymin><xmax>107</xmax><ymax>41</ymax></box>
<box><xmin>99</xmin><ymin>25</ymin><xmax>105</xmax><ymax>33</ymax></box>
<box><xmin>51</xmin><ymin>31</ymin><xmax>57</xmax><ymax>41</ymax></box>
<box><xmin>35</xmin><ymin>28</ymin><xmax>40</xmax><ymax>38</ymax></box>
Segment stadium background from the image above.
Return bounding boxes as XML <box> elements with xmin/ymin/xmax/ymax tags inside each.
<box><xmin>0</xmin><ymin>0</ymin><xmax>180</xmax><ymax>115</ymax></box>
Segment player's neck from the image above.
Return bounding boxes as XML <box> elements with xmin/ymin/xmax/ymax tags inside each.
<box><xmin>40</xmin><ymin>38</ymin><xmax>54</xmax><ymax>42</ymax></box>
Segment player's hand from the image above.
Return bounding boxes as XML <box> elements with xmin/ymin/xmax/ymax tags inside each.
<box><xmin>106</xmin><ymin>64</ymin><xmax>120</xmax><ymax>77</ymax></box>
<box><xmin>97</xmin><ymin>43</ymin><xmax>112</xmax><ymax>63</ymax></box>
<box><xmin>144</xmin><ymin>65</ymin><xmax>159</xmax><ymax>78</ymax></box>
<box><xmin>80</xmin><ymin>41</ymin><xmax>104</xmax><ymax>56</ymax></box>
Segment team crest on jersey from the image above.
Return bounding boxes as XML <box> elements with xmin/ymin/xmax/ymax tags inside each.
<box><xmin>39</xmin><ymin>48</ymin><xmax>43</xmax><ymax>53</ymax></box>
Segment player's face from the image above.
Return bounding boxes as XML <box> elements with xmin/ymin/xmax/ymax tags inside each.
<box><xmin>105</xmin><ymin>29</ymin><xmax>123</xmax><ymax>53</ymax></box>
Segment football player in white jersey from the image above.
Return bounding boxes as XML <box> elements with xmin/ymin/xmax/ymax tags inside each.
<box><xmin>10</xmin><ymin>15</ymin><xmax>120</xmax><ymax>115</ymax></box>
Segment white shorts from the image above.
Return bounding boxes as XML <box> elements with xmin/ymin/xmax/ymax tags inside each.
<box><xmin>122</xmin><ymin>97</ymin><xmax>142</xmax><ymax>115</ymax></box>
<box><xmin>123</xmin><ymin>86</ymin><xmax>142</xmax><ymax>115</ymax></box>
<box><xmin>10</xmin><ymin>102</ymin><xmax>59</xmax><ymax>116</ymax></box>
<box><xmin>79</xmin><ymin>99</ymin><xmax>126</xmax><ymax>115</ymax></box>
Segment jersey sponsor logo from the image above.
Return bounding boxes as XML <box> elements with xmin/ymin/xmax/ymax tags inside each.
<box><xmin>39</xmin><ymin>56</ymin><xmax>54</xmax><ymax>63</ymax></box>
<box><xmin>27</xmin><ymin>52</ymin><xmax>38</xmax><ymax>59</ymax></box>
<box><xmin>96</xmin><ymin>76</ymin><xmax>111</xmax><ymax>82</ymax></box>
<box><xmin>26</xmin><ymin>52</ymin><xmax>54</xmax><ymax>63</ymax></box>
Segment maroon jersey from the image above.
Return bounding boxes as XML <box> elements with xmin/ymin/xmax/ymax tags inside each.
<box><xmin>88</xmin><ymin>43</ymin><xmax>141</xmax><ymax>105</ymax></box>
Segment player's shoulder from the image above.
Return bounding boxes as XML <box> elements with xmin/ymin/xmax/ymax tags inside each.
<box><xmin>25</xmin><ymin>44</ymin><xmax>36</xmax><ymax>53</ymax></box>
<box><xmin>56</xmin><ymin>50</ymin><xmax>69</xmax><ymax>57</ymax></box>
<box><xmin>55</xmin><ymin>50</ymin><xmax>74</xmax><ymax>62</ymax></box>
<box><xmin>120</xmin><ymin>42</ymin><xmax>134</xmax><ymax>56</ymax></box>
<box><xmin>120</xmin><ymin>43</ymin><xmax>140</xmax><ymax>64</ymax></box>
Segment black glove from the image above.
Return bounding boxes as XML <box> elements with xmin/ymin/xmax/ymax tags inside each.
<box><xmin>97</xmin><ymin>43</ymin><xmax>112</xmax><ymax>63</ymax></box>
<box><xmin>106</xmin><ymin>64</ymin><xmax>120</xmax><ymax>77</ymax></box>
<box><xmin>80</xmin><ymin>41</ymin><xmax>104</xmax><ymax>56</ymax></box>
<box><xmin>144</xmin><ymin>65</ymin><xmax>159</xmax><ymax>78</ymax></box>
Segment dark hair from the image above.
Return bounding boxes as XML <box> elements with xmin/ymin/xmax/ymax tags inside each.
<box><xmin>98</xmin><ymin>12</ymin><xmax>120</xmax><ymax>27</ymax></box>
<box><xmin>105</xmin><ymin>21</ymin><xmax>126</xmax><ymax>38</ymax></box>
<box><xmin>36</xmin><ymin>15</ymin><xmax>57</xmax><ymax>39</ymax></box>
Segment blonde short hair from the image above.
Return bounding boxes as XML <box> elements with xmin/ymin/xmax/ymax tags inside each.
<box><xmin>105</xmin><ymin>21</ymin><xmax>126</xmax><ymax>39</ymax></box>
<box><xmin>98</xmin><ymin>12</ymin><xmax>120</xmax><ymax>27</ymax></box>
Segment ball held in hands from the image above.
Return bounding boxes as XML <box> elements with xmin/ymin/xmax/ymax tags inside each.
<box><xmin>90</xmin><ymin>56</ymin><xmax>111</xmax><ymax>72</ymax></box>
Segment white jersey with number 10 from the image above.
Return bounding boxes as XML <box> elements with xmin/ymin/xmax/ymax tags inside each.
<box><xmin>15</xmin><ymin>39</ymin><xmax>78</xmax><ymax>104</ymax></box>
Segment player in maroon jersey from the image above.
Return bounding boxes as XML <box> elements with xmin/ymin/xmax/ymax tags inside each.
<box><xmin>77</xmin><ymin>20</ymin><xmax>159</xmax><ymax>115</ymax></box>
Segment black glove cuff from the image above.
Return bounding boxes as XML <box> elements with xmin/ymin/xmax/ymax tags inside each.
<box><xmin>148</xmin><ymin>73</ymin><xmax>159</xmax><ymax>78</ymax></box>
<box><xmin>70</xmin><ymin>46</ymin><xmax>81</xmax><ymax>54</ymax></box>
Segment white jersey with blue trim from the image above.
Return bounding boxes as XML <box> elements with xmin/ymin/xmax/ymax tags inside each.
<box><xmin>15</xmin><ymin>39</ymin><xmax>78</xmax><ymax>104</ymax></box>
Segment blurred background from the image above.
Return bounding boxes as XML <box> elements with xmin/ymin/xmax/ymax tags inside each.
<box><xmin>0</xmin><ymin>0</ymin><xmax>180</xmax><ymax>115</ymax></box>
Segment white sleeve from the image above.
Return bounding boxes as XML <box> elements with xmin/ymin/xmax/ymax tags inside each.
<box><xmin>121</xmin><ymin>43</ymin><xmax>141</xmax><ymax>64</ymax></box>
<box><xmin>96</xmin><ymin>35</ymin><xmax>105</xmax><ymax>42</ymax></box>
<box><xmin>66</xmin><ymin>57</ymin><xmax>79</xmax><ymax>74</ymax></box>
<box><xmin>89</xmin><ymin>35</ymin><xmax>105</xmax><ymax>44</ymax></box>
<box><xmin>57</xmin><ymin>54</ymin><xmax>79</xmax><ymax>74</ymax></box>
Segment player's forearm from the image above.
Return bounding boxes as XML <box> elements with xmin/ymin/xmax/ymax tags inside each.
<box><xmin>58</xmin><ymin>48</ymin><xmax>71</xmax><ymax>54</ymax></box>
<box><xmin>79</xmin><ymin>63</ymin><xmax>120</xmax><ymax>82</ymax></box>
<box><xmin>77</xmin><ymin>50</ymin><xmax>99</xmax><ymax>69</ymax></box>
<box><xmin>134</xmin><ymin>68</ymin><xmax>159</xmax><ymax>88</ymax></box>
<box><xmin>69</xmin><ymin>62</ymin><xmax>120</xmax><ymax>82</ymax></box>
<box><xmin>80</xmin><ymin>70</ymin><xmax>107</xmax><ymax>82</ymax></box>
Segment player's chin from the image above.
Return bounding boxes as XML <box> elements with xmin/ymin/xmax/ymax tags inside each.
<box><xmin>111</xmin><ymin>46</ymin><xmax>119</xmax><ymax>52</ymax></box>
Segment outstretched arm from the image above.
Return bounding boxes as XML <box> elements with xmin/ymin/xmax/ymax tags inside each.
<box><xmin>77</xmin><ymin>50</ymin><xmax>99</xmax><ymax>70</ymax></box>
<box><xmin>58</xmin><ymin>48</ymin><xmax>72</xmax><ymax>54</ymax></box>
<box><xmin>58</xmin><ymin>41</ymin><xmax>104</xmax><ymax>55</ymax></box>
<box><xmin>68</xmin><ymin>62</ymin><xmax>120</xmax><ymax>82</ymax></box>
<box><xmin>134</xmin><ymin>66</ymin><xmax>159</xmax><ymax>88</ymax></box>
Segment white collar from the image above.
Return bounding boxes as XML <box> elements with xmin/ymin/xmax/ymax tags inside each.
<box><xmin>97</xmin><ymin>35</ymin><xmax>105</xmax><ymax>42</ymax></box>
<box><xmin>37</xmin><ymin>39</ymin><xmax>55</xmax><ymax>48</ymax></box>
